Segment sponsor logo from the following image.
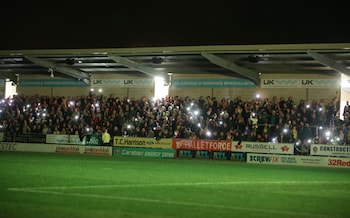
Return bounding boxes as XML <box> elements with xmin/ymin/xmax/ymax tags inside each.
<box><xmin>56</xmin><ymin>145</ymin><xmax>80</xmax><ymax>153</ymax></box>
<box><xmin>117</xmin><ymin>138</ymin><xmax>146</xmax><ymax>146</ymax></box>
<box><xmin>263</xmin><ymin>80</ymin><xmax>274</xmax><ymax>85</ymax></box>
<box><xmin>328</xmin><ymin>159</ymin><xmax>350</xmax><ymax>167</ymax></box>
<box><xmin>319</xmin><ymin>146</ymin><xmax>350</xmax><ymax>152</ymax></box>
<box><xmin>175</xmin><ymin>139</ymin><xmax>232</xmax><ymax>151</ymax></box>
<box><xmin>0</xmin><ymin>142</ymin><xmax>17</xmax><ymax>151</ymax></box>
<box><xmin>249</xmin><ymin>155</ymin><xmax>279</xmax><ymax>163</ymax></box>
<box><xmin>235</xmin><ymin>143</ymin><xmax>243</xmax><ymax>149</ymax></box>
<box><xmin>281</xmin><ymin>145</ymin><xmax>290</xmax><ymax>152</ymax></box>
<box><xmin>84</xmin><ymin>146</ymin><xmax>110</xmax><ymax>155</ymax></box>
<box><xmin>302</xmin><ymin>79</ymin><xmax>313</xmax><ymax>85</ymax></box>
<box><xmin>246</xmin><ymin>143</ymin><xmax>276</xmax><ymax>150</ymax></box>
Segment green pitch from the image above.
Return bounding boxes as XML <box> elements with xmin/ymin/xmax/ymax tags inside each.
<box><xmin>0</xmin><ymin>151</ymin><xmax>349</xmax><ymax>218</ymax></box>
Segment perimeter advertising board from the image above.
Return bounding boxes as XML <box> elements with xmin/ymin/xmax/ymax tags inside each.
<box><xmin>232</xmin><ymin>141</ymin><xmax>293</xmax><ymax>155</ymax></box>
<box><xmin>113</xmin><ymin>136</ymin><xmax>172</xmax><ymax>149</ymax></box>
<box><xmin>175</xmin><ymin>149</ymin><xmax>245</xmax><ymax>161</ymax></box>
<box><xmin>46</xmin><ymin>134</ymin><xmax>70</xmax><ymax>144</ymax></box>
<box><xmin>113</xmin><ymin>147</ymin><xmax>174</xmax><ymax>158</ymax></box>
<box><xmin>172</xmin><ymin>139</ymin><xmax>233</xmax><ymax>151</ymax></box>
<box><xmin>0</xmin><ymin>142</ymin><xmax>112</xmax><ymax>156</ymax></box>
<box><xmin>46</xmin><ymin>134</ymin><xmax>100</xmax><ymax>145</ymax></box>
<box><xmin>10</xmin><ymin>133</ymin><xmax>46</xmax><ymax>143</ymax></box>
<box><xmin>55</xmin><ymin>145</ymin><xmax>112</xmax><ymax>155</ymax></box>
<box><xmin>311</xmin><ymin>144</ymin><xmax>350</xmax><ymax>157</ymax></box>
<box><xmin>247</xmin><ymin>153</ymin><xmax>350</xmax><ymax>168</ymax></box>
<box><xmin>0</xmin><ymin>142</ymin><xmax>57</xmax><ymax>153</ymax></box>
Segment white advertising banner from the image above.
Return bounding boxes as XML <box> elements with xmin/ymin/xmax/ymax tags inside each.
<box><xmin>0</xmin><ymin>142</ymin><xmax>57</xmax><ymax>153</ymax></box>
<box><xmin>310</xmin><ymin>144</ymin><xmax>350</xmax><ymax>157</ymax></box>
<box><xmin>69</xmin><ymin>135</ymin><xmax>85</xmax><ymax>145</ymax></box>
<box><xmin>46</xmin><ymin>134</ymin><xmax>69</xmax><ymax>144</ymax></box>
<box><xmin>247</xmin><ymin>153</ymin><xmax>350</xmax><ymax>168</ymax></box>
<box><xmin>232</xmin><ymin>141</ymin><xmax>294</xmax><ymax>155</ymax></box>
<box><xmin>91</xmin><ymin>79</ymin><xmax>154</xmax><ymax>87</ymax></box>
<box><xmin>46</xmin><ymin>134</ymin><xmax>84</xmax><ymax>145</ymax></box>
<box><xmin>261</xmin><ymin>79</ymin><xmax>340</xmax><ymax>88</ymax></box>
<box><xmin>0</xmin><ymin>142</ymin><xmax>112</xmax><ymax>156</ymax></box>
<box><xmin>55</xmin><ymin>144</ymin><xmax>112</xmax><ymax>156</ymax></box>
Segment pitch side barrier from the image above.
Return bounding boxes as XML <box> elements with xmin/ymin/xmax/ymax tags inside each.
<box><xmin>2</xmin><ymin>132</ymin><xmax>46</xmax><ymax>143</ymax></box>
<box><xmin>2</xmin><ymin>133</ymin><xmax>349</xmax><ymax>168</ymax></box>
<box><xmin>171</xmin><ymin>139</ymin><xmax>294</xmax><ymax>161</ymax></box>
<box><xmin>46</xmin><ymin>134</ymin><xmax>101</xmax><ymax>146</ymax></box>
<box><xmin>112</xmin><ymin>137</ymin><xmax>242</xmax><ymax>160</ymax></box>
<box><xmin>112</xmin><ymin>136</ymin><xmax>175</xmax><ymax>158</ymax></box>
<box><xmin>112</xmin><ymin>137</ymin><xmax>295</xmax><ymax>161</ymax></box>
<box><xmin>244</xmin><ymin>142</ymin><xmax>350</xmax><ymax>168</ymax></box>
<box><xmin>171</xmin><ymin>138</ymin><xmax>350</xmax><ymax>168</ymax></box>
<box><xmin>0</xmin><ymin>133</ymin><xmax>110</xmax><ymax>155</ymax></box>
<box><xmin>0</xmin><ymin>142</ymin><xmax>112</xmax><ymax>156</ymax></box>
<box><xmin>310</xmin><ymin>144</ymin><xmax>350</xmax><ymax>157</ymax></box>
<box><xmin>0</xmin><ymin>133</ymin><xmax>102</xmax><ymax>146</ymax></box>
<box><xmin>247</xmin><ymin>153</ymin><xmax>350</xmax><ymax>168</ymax></box>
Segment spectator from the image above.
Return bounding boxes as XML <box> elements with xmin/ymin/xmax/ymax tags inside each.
<box><xmin>60</xmin><ymin>127</ymin><xmax>67</xmax><ymax>135</ymax></box>
<box><xmin>109</xmin><ymin>125</ymin><xmax>121</xmax><ymax>138</ymax></box>
<box><xmin>101</xmin><ymin>127</ymin><xmax>111</xmax><ymax>146</ymax></box>
<box><xmin>53</xmin><ymin>126</ymin><xmax>60</xmax><ymax>134</ymax></box>
<box><xmin>0</xmin><ymin>93</ymin><xmax>346</xmax><ymax>147</ymax></box>
<box><xmin>299</xmin><ymin>122</ymin><xmax>312</xmax><ymax>144</ymax></box>
<box><xmin>42</xmin><ymin>124</ymin><xmax>51</xmax><ymax>134</ymax></box>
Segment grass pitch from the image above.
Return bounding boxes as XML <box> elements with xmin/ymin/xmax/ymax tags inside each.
<box><xmin>0</xmin><ymin>151</ymin><xmax>349</xmax><ymax>218</ymax></box>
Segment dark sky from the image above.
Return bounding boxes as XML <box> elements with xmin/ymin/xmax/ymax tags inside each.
<box><xmin>1</xmin><ymin>1</ymin><xmax>349</xmax><ymax>50</ymax></box>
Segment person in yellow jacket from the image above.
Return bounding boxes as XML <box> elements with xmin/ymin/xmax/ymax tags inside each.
<box><xmin>101</xmin><ymin>127</ymin><xmax>111</xmax><ymax>146</ymax></box>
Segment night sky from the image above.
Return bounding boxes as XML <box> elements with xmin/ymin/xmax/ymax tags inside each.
<box><xmin>1</xmin><ymin>1</ymin><xmax>349</xmax><ymax>50</ymax></box>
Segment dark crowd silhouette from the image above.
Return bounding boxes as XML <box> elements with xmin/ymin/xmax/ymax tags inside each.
<box><xmin>1</xmin><ymin>93</ymin><xmax>349</xmax><ymax>146</ymax></box>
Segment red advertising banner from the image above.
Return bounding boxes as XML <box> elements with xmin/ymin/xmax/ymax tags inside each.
<box><xmin>172</xmin><ymin>139</ymin><xmax>232</xmax><ymax>152</ymax></box>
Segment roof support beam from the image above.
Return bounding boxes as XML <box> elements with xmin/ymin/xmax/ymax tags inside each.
<box><xmin>108</xmin><ymin>55</ymin><xmax>166</xmax><ymax>79</ymax></box>
<box><xmin>201</xmin><ymin>52</ymin><xmax>260</xmax><ymax>85</ymax></box>
<box><xmin>307</xmin><ymin>51</ymin><xmax>350</xmax><ymax>75</ymax></box>
<box><xmin>24</xmin><ymin>56</ymin><xmax>90</xmax><ymax>84</ymax></box>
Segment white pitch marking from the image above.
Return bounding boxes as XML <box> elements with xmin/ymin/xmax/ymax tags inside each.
<box><xmin>7</xmin><ymin>188</ymin><xmax>332</xmax><ymax>218</ymax></box>
<box><xmin>7</xmin><ymin>180</ymin><xmax>349</xmax><ymax>191</ymax></box>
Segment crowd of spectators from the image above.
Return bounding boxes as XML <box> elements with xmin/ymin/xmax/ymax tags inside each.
<box><xmin>1</xmin><ymin>93</ymin><xmax>349</xmax><ymax>145</ymax></box>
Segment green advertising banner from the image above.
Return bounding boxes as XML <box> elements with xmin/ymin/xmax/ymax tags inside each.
<box><xmin>19</xmin><ymin>79</ymin><xmax>87</xmax><ymax>87</ymax></box>
<box><xmin>84</xmin><ymin>135</ymin><xmax>101</xmax><ymax>146</ymax></box>
<box><xmin>172</xmin><ymin>79</ymin><xmax>256</xmax><ymax>88</ymax></box>
<box><xmin>113</xmin><ymin>147</ymin><xmax>174</xmax><ymax>158</ymax></box>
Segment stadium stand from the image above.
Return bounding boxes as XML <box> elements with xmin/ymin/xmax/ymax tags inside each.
<box><xmin>0</xmin><ymin>93</ymin><xmax>348</xmax><ymax>147</ymax></box>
